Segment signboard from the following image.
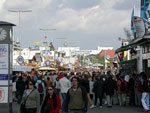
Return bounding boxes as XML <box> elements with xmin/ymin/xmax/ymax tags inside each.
<box><xmin>17</xmin><ymin>56</ymin><xmax>24</xmax><ymax>64</ymax></box>
<box><xmin>45</xmin><ymin>60</ymin><xmax>50</xmax><ymax>66</ymax></box>
<box><xmin>148</xmin><ymin>59</ymin><xmax>150</xmax><ymax>67</ymax></box>
<box><xmin>0</xmin><ymin>87</ymin><xmax>8</xmax><ymax>103</ymax></box>
<box><xmin>0</xmin><ymin>44</ymin><xmax>8</xmax><ymax>85</ymax></box>
<box><xmin>133</xmin><ymin>16</ymin><xmax>145</xmax><ymax>38</ymax></box>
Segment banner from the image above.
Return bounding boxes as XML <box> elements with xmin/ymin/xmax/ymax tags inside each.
<box><xmin>141</xmin><ymin>0</ymin><xmax>150</xmax><ymax>34</ymax></box>
<box><xmin>133</xmin><ymin>16</ymin><xmax>145</xmax><ymax>38</ymax></box>
<box><xmin>0</xmin><ymin>44</ymin><xmax>8</xmax><ymax>85</ymax></box>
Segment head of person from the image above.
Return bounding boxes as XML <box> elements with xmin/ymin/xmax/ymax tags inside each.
<box><xmin>47</xmin><ymin>77</ymin><xmax>50</xmax><ymax>81</ymax></box>
<box><xmin>71</xmin><ymin>77</ymin><xmax>79</xmax><ymax>88</ymax></box>
<box><xmin>48</xmin><ymin>86</ymin><xmax>55</xmax><ymax>96</ymax></box>
<box><xmin>28</xmin><ymin>80</ymin><xmax>35</xmax><ymax>90</ymax></box>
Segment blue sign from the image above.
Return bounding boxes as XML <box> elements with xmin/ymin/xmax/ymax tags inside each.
<box><xmin>45</xmin><ymin>60</ymin><xmax>50</xmax><ymax>66</ymax></box>
<box><xmin>17</xmin><ymin>56</ymin><xmax>24</xmax><ymax>64</ymax></box>
<box><xmin>0</xmin><ymin>74</ymin><xmax>8</xmax><ymax>80</ymax></box>
<box><xmin>141</xmin><ymin>0</ymin><xmax>150</xmax><ymax>20</ymax></box>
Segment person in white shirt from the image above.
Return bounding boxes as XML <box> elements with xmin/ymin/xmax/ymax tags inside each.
<box><xmin>59</xmin><ymin>73</ymin><xmax>71</xmax><ymax>112</ymax></box>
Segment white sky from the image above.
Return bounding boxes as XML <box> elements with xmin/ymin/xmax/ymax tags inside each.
<box><xmin>0</xmin><ymin>0</ymin><xmax>140</xmax><ymax>49</ymax></box>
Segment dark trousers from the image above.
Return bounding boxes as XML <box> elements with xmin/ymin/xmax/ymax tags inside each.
<box><xmin>26</xmin><ymin>108</ymin><xmax>37</xmax><ymax>113</ymax></box>
<box><xmin>129</xmin><ymin>90</ymin><xmax>135</xmax><ymax>106</ymax></box>
<box><xmin>40</xmin><ymin>94</ymin><xmax>44</xmax><ymax>105</ymax></box>
<box><xmin>94</xmin><ymin>93</ymin><xmax>103</xmax><ymax>106</ymax></box>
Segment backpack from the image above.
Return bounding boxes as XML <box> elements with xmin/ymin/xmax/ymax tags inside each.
<box><xmin>38</xmin><ymin>83</ymin><xmax>43</xmax><ymax>93</ymax></box>
<box><xmin>120</xmin><ymin>80</ymin><xmax>126</xmax><ymax>91</ymax></box>
<box><xmin>137</xmin><ymin>81</ymin><xmax>142</xmax><ymax>92</ymax></box>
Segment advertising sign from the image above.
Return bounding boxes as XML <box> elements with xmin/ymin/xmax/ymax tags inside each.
<box><xmin>0</xmin><ymin>44</ymin><xmax>8</xmax><ymax>85</ymax></box>
<box><xmin>17</xmin><ymin>56</ymin><xmax>24</xmax><ymax>64</ymax></box>
<box><xmin>0</xmin><ymin>87</ymin><xmax>8</xmax><ymax>103</ymax></box>
<box><xmin>133</xmin><ymin>16</ymin><xmax>145</xmax><ymax>38</ymax></box>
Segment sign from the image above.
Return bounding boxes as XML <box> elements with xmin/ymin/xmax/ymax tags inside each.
<box><xmin>17</xmin><ymin>56</ymin><xmax>24</xmax><ymax>64</ymax></box>
<box><xmin>45</xmin><ymin>60</ymin><xmax>50</xmax><ymax>66</ymax></box>
<box><xmin>148</xmin><ymin>59</ymin><xmax>150</xmax><ymax>67</ymax></box>
<box><xmin>133</xmin><ymin>16</ymin><xmax>145</xmax><ymax>38</ymax></box>
<box><xmin>0</xmin><ymin>44</ymin><xmax>8</xmax><ymax>85</ymax></box>
<box><xmin>0</xmin><ymin>87</ymin><xmax>8</xmax><ymax>103</ymax></box>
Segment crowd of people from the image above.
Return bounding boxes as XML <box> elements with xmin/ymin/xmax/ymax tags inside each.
<box><xmin>12</xmin><ymin>69</ymin><xmax>150</xmax><ymax>113</ymax></box>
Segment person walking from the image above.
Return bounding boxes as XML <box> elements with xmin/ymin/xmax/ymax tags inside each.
<box><xmin>41</xmin><ymin>86</ymin><xmax>61</xmax><ymax>113</ymax></box>
<box><xmin>65</xmin><ymin>77</ymin><xmax>88</xmax><ymax>113</ymax></box>
<box><xmin>105</xmin><ymin>73</ymin><xmax>117</xmax><ymax>107</ymax></box>
<box><xmin>19</xmin><ymin>80</ymin><xmax>40</xmax><ymax>113</ymax></box>
<box><xmin>117</xmin><ymin>75</ymin><xmax>127</xmax><ymax>106</ymax></box>
<box><xmin>141</xmin><ymin>72</ymin><xmax>150</xmax><ymax>112</ymax></box>
<box><xmin>81</xmin><ymin>74</ymin><xmax>95</xmax><ymax>109</ymax></box>
<box><xmin>35</xmin><ymin>76</ymin><xmax>46</xmax><ymax>105</ymax></box>
<box><xmin>16</xmin><ymin>76</ymin><xmax>25</xmax><ymax>104</ymax></box>
<box><xmin>93</xmin><ymin>75</ymin><xmax>104</xmax><ymax>108</ymax></box>
<box><xmin>59</xmin><ymin>73</ymin><xmax>71</xmax><ymax>112</ymax></box>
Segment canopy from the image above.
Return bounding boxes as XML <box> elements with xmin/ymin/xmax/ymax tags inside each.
<box><xmin>13</xmin><ymin>65</ymin><xmax>34</xmax><ymax>72</ymax></box>
<box><xmin>38</xmin><ymin>66</ymin><xmax>56</xmax><ymax>71</ymax></box>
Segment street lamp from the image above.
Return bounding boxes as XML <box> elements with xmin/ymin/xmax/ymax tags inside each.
<box><xmin>8</xmin><ymin>9</ymin><xmax>32</xmax><ymax>55</ymax></box>
<box><xmin>40</xmin><ymin>28</ymin><xmax>56</xmax><ymax>46</ymax></box>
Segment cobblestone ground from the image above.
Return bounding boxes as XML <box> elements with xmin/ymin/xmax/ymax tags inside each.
<box><xmin>12</xmin><ymin>102</ymin><xmax>144</xmax><ymax>113</ymax></box>
<box><xmin>87</xmin><ymin>105</ymin><xmax>144</xmax><ymax>113</ymax></box>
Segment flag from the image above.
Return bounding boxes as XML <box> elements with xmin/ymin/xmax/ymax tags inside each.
<box><xmin>131</xmin><ymin>7</ymin><xmax>136</xmax><ymax>38</ymax></box>
<box><xmin>105</xmin><ymin>59</ymin><xmax>110</xmax><ymax>63</ymax></box>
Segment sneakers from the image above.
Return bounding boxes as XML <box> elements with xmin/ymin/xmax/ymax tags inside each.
<box><xmin>89</xmin><ymin>104</ymin><xmax>95</xmax><ymax>109</ymax></box>
<box><xmin>100</xmin><ymin>106</ymin><xmax>102</xmax><ymax>109</ymax></box>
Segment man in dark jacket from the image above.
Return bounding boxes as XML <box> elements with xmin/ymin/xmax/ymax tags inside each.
<box><xmin>16</xmin><ymin>76</ymin><xmax>25</xmax><ymax>104</ymax></box>
<box><xmin>93</xmin><ymin>75</ymin><xmax>104</xmax><ymax>108</ymax></box>
<box><xmin>105</xmin><ymin>74</ymin><xmax>117</xmax><ymax>107</ymax></box>
<box><xmin>65</xmin><ymin>77</ymin><xmax>88</xmax><ymax>113</ymax></box>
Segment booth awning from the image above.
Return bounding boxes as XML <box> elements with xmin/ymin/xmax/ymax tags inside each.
<box><xmin>115</xmin><ymin>38</ymin><xmax>148</xmax><ymax>53</ymax></box>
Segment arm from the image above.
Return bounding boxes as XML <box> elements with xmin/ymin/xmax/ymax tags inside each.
<box><xmin>36</xmin><ymin>90</ymin><xmax>40</xmax><ymax>113</ymax></box>
<box><xmin>64</xmin><ymin>89</ymin><xmax>70</xmax><ymax>112</ymax></box>
<box><xmin>54</xmin><ymin>95</ymin><xmax>61</xmax><ymax>113</ymax></box>
<box><xmin>81</xmin><ymin>86</ymin><xmax>88</xmax><ymax>111</ymax></box>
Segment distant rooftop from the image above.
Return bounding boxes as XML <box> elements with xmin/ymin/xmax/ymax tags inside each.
<box><xmin>0</xmin><ymin>21</ymin><xmax>16</xmax><ymax>26</ymax></box>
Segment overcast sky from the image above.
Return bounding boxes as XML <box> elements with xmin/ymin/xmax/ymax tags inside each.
<box><xmin>0</xmin><ymin>0</ymin><xmax>140</xmax><ymax>50</ymax></box>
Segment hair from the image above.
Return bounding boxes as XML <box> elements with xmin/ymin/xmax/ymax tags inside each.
<box><xmin>47</xmin><ymin>77</ymin><xmax>50</xmax><ymax>81</ymax></box>
<box><xmin>29</xmin><ymin>80</ymin><xmax>36</xmax><ymax>86</ymax></box>
<box><xmin>71</xmin><ymin>76</ymin><xmax>79</xmax><ymax>83</ymax></box>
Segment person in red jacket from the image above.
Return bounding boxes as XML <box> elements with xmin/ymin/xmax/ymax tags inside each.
<box><xmin>41</xmin><ymin>86</ymin><xmax>61</xmax><ymax>113</ymax></box>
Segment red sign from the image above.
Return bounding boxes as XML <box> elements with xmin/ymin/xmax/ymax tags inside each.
<box><xmin>0</xmin><ymin>88</ymin><xmax>5</xmax><ymax>102</ymax></box>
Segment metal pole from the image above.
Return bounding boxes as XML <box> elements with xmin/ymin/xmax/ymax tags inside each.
<box><xmin>8</xmin><ymin>10</ymin><xmax>32</xmax><ymax>56</ymax></box>
<box><xmin>19</xmin><ymin>11</ymin><xmax>21</xmax><ymax>55</ymax></box>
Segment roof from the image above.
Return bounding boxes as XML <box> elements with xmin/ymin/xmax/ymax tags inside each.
<box><xmin>115</xmin><ymin>38</ymin><xmax>148</xmax><ymax>53</ymax></box>
<box><xmin>100</xmin><ymin>50</ymin><xmax>115</xmax><ymax>58</ymax></box>
<box><xmin>0</xmin><ymin>21</ymin><xmax>16</xmax><ymax>26</ymax></box>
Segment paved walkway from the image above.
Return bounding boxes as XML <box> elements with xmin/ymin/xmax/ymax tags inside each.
<box><xmin>88</xmin><ymin>105</ymin><xmax>144</xmax><ymax>113</ymax></box>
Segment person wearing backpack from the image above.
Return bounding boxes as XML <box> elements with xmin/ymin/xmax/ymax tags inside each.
<box><xmin>35</xmin><ymin>76</ymin><xmax>46</xmax><ymax>105</ymax></box>
<box><xmin>117</xmin><ymin>76</ymin><xmax>127</xmax><ymax>106</ymax></box>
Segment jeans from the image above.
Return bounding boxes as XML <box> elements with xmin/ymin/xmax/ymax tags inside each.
<box><xmin>70</xmin><ymin>110</ymin><xmax>84</xmax><ymax>113</ymax></box>
<box><xmin>18</xmin><ymin>95</ymin><xmax>22</xmax><ymax>104</ymax></box>
<box><xmin>61</xmin><ymin>93</ymin><xmax>67</xmax><ymax>111</ymax></box>
<box><xmin>118</xmin><ymin>93</ymin><xmax>126</xmax><ymax>106</ymax></box>
<box><xmin>135</xmin><ymin>88</ymin><xmax>142</xmax><ymax>106</ymax></box>
<box><xmin>40</xmin><ymin>94</ymin><xmax>44</xmax><ymax>105</ymax></box>
<box><xmin>106</xmin><ymin>95</ymin><xmax>113</xmax><ymax>106</ymax></box>
<box><xmin>141</xmin><ymin>92</ymin><xmax>149</xmax><ymax>111</ymax></box>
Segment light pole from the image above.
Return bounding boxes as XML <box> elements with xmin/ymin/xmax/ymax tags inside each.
<box><xmin>8</xmin><ymin>10</ymin><xmax>32</xmax><ymax>55</ymax></box>
<box><xmin>40</xmin><ymin>28</ymin><xmax>56</xmax><ymax>47</ymax></box>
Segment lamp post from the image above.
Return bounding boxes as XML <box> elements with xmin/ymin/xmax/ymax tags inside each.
<box><xmin>8</xmin><ymin>10</ymin><xmax>32</xmax><ymax>55</ymax></box>
<box><xmin>40</xmin><ymin>28</ymin><xmax>56</xmax><ymax>46</ymax></box>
